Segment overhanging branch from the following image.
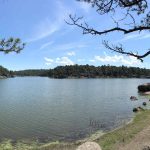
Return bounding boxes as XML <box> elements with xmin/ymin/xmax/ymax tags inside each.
<box><xmin>103</xmin><ymin>41</ymin><xmax>150</xmax><ymax>62</ymax></box>
<box><xmin>0</xmin><ymin>38</ymin><xmax>25</xmax><ymax>54</ymax></box>
<box><xmin>66</xmin><ymin>15</ymin><xmax>150</xmax><ymax>36</ymax></box>
<box><xmin>67</xmin><ymin>0</ymin><xmax>150</xmax><ymax>61</ymax></box>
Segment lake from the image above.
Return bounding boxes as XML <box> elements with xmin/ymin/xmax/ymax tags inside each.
<box><xmin>0</xmin><ymin>77</ymin><xmax>149</xmax><ymax>142</ymax></box>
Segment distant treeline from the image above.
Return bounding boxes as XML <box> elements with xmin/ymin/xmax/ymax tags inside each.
<box><xmin>0</xmin><ymin>66</ymin><xmax>13</xmax><ymax>77</ymax></box>
<box><xmin>14</xmin><ymin>65</ymin><xmax>150</xmax><ymax>78</ymax></box>
<box><xmin>13</xmin><ymin>69</ymin><xmax>49</xmax><ymax>77</ymax></box>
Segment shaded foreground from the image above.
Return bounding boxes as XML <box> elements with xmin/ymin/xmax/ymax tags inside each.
<box><xmin>1</xmin><ymin>110</ymin><xmax>150</xmax><ymax>150</ymax></box>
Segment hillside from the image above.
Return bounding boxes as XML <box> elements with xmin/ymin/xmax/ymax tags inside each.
<box><xmin>0</xmin><ymin>66</ymin><xmax>13</xmax><ymax>78</ymax></box>
<box><xmin>14</xmin><ymin>65</ymin><xmax>150</xmax><ymax>78</ymax></box>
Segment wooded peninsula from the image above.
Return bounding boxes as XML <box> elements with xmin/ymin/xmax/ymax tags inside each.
<box><xmin>12</xmin><ymin>65</ymin><xmax>150</xmax><ymax>79</ymax></box>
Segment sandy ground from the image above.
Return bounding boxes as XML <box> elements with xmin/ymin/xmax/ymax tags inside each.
<box><xmin>118</xmin><ymin>125</ymin><xmax>150</xmax><ymax>150</ymax></box>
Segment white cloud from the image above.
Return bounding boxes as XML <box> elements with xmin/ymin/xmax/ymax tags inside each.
<box><xmin>45</xmin><ymin>62</ymin><xmax>53</xmax><ymax>66</ymax></box>
<box><xmin>140</xmin><ymin>33</ymin><xmax>150</xmax><ymax>39</ymax></box>
<box><xmin>46</xmin><ymin>42</ymin><xmax>87</xmax><ymax>53</ymax></box>
<box><xmin>45</xmin><ymin>56</ymin><xmax>74</xmax><ymax>66</ymax></box>
<box><xmin>122</xmin><ymin>34</ymin><xmax>142</xmax><ymax>41</ymax></box>
<box><xmin>55</xmin><ymin>43</ymin><xmax>87</xmax><ymax>51</ymax></box>
<box><xmin>67</xmin><ymin>51</ymin><xmax>76</xmax><ymax>56</ymax></box>
<box><xmin>56</xmin><ymin>57</ymin><xmax>74</xmax><ymax>65</ymax></box>
<box><xmin>89</xmin><ymin>59</ymin><xmax>96</xmax><ymax>62</ymax></box>
<box><xmin>40</xmin><ymin>41</ymin><xmax>54</xmax><ymax>50</ymax></box>
<box><xmin>116</xmin><ymin>32</ymin><xmax>150</xmax><ymax>43</ymax></box>
<box><xmin>44</xmin><ymin>57</ymin><xmax>54</xmax><ymax>65</ymax></box>
<box><xmin>26</xmin><ymin>1</ymin><xmax>72</xmax><ymax>43</ymax></box>
<box><xmin>44</xmin><ymin>57</ymin><xmax>54</xmax><ymax>62</ymax></box>
<box><xmin>27</xmin><ymin>18</ymin><xmax>60</xmax><ymax>43</ymax></box>
<box><xmin>93</xmin><ymin>53</ymin><xmax>141</xmax><ymax>66</ymax></box>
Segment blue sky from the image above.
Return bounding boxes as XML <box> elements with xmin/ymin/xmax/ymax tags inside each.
<box><xmin>0</xmin><ymin>0</ymin><xmax>149</xmax><ymax>70</ymax></box>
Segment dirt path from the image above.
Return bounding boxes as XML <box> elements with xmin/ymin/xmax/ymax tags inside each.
<box><xmin>118</xmin><ymin>125</ymin><xmax>150</xmax><ymax>150</ymax></box>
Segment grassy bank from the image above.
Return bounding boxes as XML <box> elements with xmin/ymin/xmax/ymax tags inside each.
<box><xmin>0</xmin><ymin>140</ymin><xmax>78</xmax><ymax>150</ymax></box>
<box><xmin>97</xmin><ymin>110</ymin><xmax>150</xmax><ymax>150</ymax></box>
<box><xmin>1</xmin><ymin>110</ymin><xmax>150</xmax><ymax>150</ymax></box>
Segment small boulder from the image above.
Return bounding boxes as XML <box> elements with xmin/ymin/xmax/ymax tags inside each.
<box><xmin>130</xmin><ymin>96</ymin><xmax>138</xmax><ymax>101</ymax></box>
<box><xmin>143</xmin><ymin>102</ymin><xmax>147</xmax><ymax>106</ymax></box>
<box><xmin>77</xmin><ymin>142</ymin><xmax>102</xmax><ymax>150</ymax></box>
<box><xmin>133</xmin><ymin>108</ymin><xmax>138</xmax><ymax>112</ymax></box>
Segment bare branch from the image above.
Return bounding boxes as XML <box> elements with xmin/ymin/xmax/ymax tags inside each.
<box><xmin>103</xmin><ymin>41</ymin><xmax>150</xmax><ymax>62</ymax></box>
<box><xmin>67</xmin><ymin>14</ymin><xmax>150</xmax><ymax>35</ymax></box>
<box><xmin>68</xmin><ymin>0</ymin><xmax>150</xmax><ymax>60</ymax></box>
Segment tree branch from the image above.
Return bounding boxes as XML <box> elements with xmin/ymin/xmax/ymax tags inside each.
<box><xmin>119</xmin><ymin>0</ymin><xmax>143</xmax><ymax>7</ymax></box>
<box><xmin>0</xmin><ymin>38</ymin><xmax>25</xmax><ymax>54</ymax></box>
<box><xmin>103</xmin><ymin>41</ymin><xmax>150</xmax><ymax>62</ymax></box>
<box><xmin>67</xmin><ymin>0</ymin><xmax>150</xmax><ymax>60</ymax></box>
<box><xmin>66</xmin><ymin>14</ymin><xmax>150</xmax><ymax>36</ymax></box>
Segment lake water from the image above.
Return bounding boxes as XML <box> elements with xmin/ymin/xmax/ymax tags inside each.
<box><xmin>0</xmin><ymin>77</ymin><xmax>149</xmax><ymax>142</ymax></box>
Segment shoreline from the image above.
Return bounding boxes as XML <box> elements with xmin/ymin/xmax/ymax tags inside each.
<box><xmin>13</xmin><ymin>75</ymin><xmax>150</xmax><ymax>79</ymax></box>
<box><xmin>0</xmin><ymin>95</ymin><xmax>149</xmax><ymax>150</ymax></box>
<box><xmin>0</xmin><ymin>113</ymin><xmax>137</xmax><ymax>150</ymax></box>
<box><xmin>0</xmin><ymin>76</ymin><xmax>7</xmax><ymax>79</ymax></box>
<box><xmin>97</xmin><ymin>109</ymin><xmax>150</xmax><ymax>150</ymax></box>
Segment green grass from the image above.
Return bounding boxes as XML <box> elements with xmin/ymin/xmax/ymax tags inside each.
<box><xmin>0</xmin><ymin>140</ymin><xmax>78</xmax><ymax>150</ymax></box>
<box><xmin>97</xmin><ymin>110</ymin><xmax>150</xmax><ymax>150</ymax></box>
<box><xmin>0</xmin><ymin>139</ymin><xmax>38</xmax><ymax>150</ymax></box>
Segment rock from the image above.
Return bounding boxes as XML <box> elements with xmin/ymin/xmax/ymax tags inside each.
<box><xmin>138</xmin><ymin>83</ymin><xmax>150</xmax><ymax>93</ymax></box>
<box><xmin>130</xmin><ymin>96</ymin><xmax>138</xmax><ymax>100</ymax></box>
<box><xmin>143</xmin><ymin>102</ymin><xmax>147</xmax><ymax>106</ymax></box>
<box><xmin>0</xmin><ymin>76</ymin><xmax>7</xmax><ymax>79</ymax></box>
<box><xmin>76</xmin><ymin>142</ymin><xmax>102</xmax><ymax>150</ymax></box>
<box><xmin>133</xmin><ymin>108</ymin><xmax>138</xmax><ymax>112</ymax></box>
